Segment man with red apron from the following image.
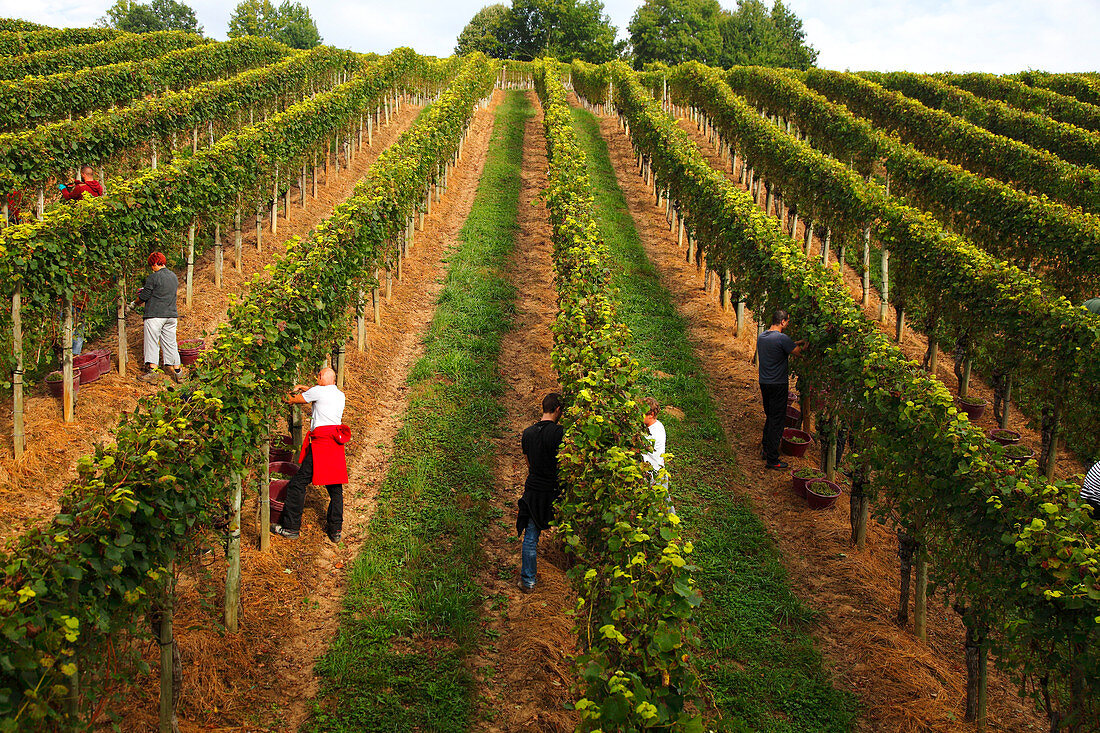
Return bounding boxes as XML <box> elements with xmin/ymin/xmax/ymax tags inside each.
<box><xmin>272</xmin><ymin>367</ymin><xmax>350</xmax><ymax>543</ymax></box>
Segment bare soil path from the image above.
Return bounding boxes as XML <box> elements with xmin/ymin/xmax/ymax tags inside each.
<box><xmin>470</xmin><ymin>91</ymin><xmax>578</xmax><ymax>733</ymax></box>
<box><xmin>592</xmin><ymin>103</ymin><xmax>1045</xmax><ymax>732</ymax></box>
<box><xmin>0</xmin><ymin>103</ymin><xmax>422</xmax><ymax>545</ymax></box>
<box><xmin>108</xmin><ymin>92</ymin><xmax>505</xmax><ymax>731</ymax></box>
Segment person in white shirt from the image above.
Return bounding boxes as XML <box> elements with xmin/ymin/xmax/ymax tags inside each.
<box><xmin>643</xmin><ymin>397</ymin><xmax>674</xmax><ymax>514</ymax></box>
<box><xmin>272</xmin><ymin>368</ymin><xmax>350</xmax><ymax>542</ymax></box>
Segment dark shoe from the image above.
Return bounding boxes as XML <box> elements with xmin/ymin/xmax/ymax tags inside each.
<box><xmin>271</xmin><ymin>524</ymin><xmax>299</xmax><ymax>538</ymax></box>
<box><xmin>327</xmin><ymin>531</ymin><xmax>342</xmax><ymax>543</ymax></box>
<box><xmin>167</xmin><ymin>367</ymin><xmax>182</xmax><ymax>383</ymax></box>
<box><xmin>765</xmin><ymin>460</ymin><xmax>789</xmax><ymax>470</ymax></box>
<box><xmin>518</xmin><ymin>581</ymin><xmax>535</xmax><ymax>594</ymax></box>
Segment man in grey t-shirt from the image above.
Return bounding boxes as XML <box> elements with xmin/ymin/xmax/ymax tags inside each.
<box><xmin>758</xmin><ymin>309</ymin><xmax>806</xmax><ymax>469</ymax></box>
<box><xmin>132</xmin><ymin>251</ymin><xmax>181</xmax><ymax>383</ymax></box>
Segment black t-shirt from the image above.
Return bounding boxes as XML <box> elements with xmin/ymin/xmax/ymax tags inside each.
<box><xmin>758</xmin><ymin>329</ymin><xmax>796</xmax><ymax>384</ymax></box>
<box><xmin>522</xmin><ymin>420</ymin><xmax>564</xmax><ymax>493</ymax></box>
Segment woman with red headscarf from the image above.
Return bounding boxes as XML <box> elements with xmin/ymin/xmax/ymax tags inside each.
<box><xmin>131</xmin><ymin>251</ymin><xmax>182</xmax><ymax>382</ymax></box>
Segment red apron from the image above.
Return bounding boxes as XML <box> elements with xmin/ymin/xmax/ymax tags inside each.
<box><xmin>299</xmin><ymin>424</ymin><xmax>351</xmax><ymax>485</ymax></box>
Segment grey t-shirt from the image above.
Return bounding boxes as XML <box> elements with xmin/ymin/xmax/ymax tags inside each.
<box><xmin>758</xmin><ymin>329</ymin><xmax>795</xmax><ymax>384</ymax></box>
<box><xmin>137</xmin><ymin>268</ymin><xmax>179</xmax><ymax>319</ymax></box>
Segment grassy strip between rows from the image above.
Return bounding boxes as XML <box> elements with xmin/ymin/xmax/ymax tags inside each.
<box><xmin>570</xmin><ymin>105</ymin><xmax>857</xmax><ymax>732</ymax></box>
<box><xmin>305</xmin><ymin>89</ymin><xmax>530</xmax><ymax>732</ymax></box>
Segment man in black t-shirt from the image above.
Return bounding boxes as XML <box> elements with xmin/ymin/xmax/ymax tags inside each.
<box><xmin>758</xmin><ymin>310</ymin><xmax>806</xmax><ymax>470</ymax></box>
<box><xmin>516</xmin><ymin>392</ymin><xmax>565</xmax><ymax>593</ymax></box>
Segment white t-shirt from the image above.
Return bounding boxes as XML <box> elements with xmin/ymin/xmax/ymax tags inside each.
<box><xmin>303</xmin><ymin>384</ymin><xmax>345</xmax><ymax>429</ymax></box>
<box><xmin>644</xmin><ymin>420</ymin><xmax>666</xmax><ymax>473</ymax></box>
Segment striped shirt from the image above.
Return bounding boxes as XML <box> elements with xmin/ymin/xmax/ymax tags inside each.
<box><xmin>1082</xmin><ymin>462</ymin><xmax>1100</xmax><ymax>503</ymax></box>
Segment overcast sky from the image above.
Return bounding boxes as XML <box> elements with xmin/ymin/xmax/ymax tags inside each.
<box><xmin>10</xmin><ymin>0</ymin><xmax>1100</xmax><ymax>74</ymax></box>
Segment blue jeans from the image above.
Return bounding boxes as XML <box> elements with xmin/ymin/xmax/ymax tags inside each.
<box><xmin>521</xmin><ymin>518</ymin><xmax>541</xmax><ymax>587</ymax></box>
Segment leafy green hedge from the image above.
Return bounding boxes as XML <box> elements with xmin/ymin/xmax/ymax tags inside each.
<box><xmin>800</xmin><ymin>69</ymin><xmax>1100</xmax><ymax>217</ymax></box>
<box><xmin>0</xmin><ymin>36</ymin><xmax>290</xmax><ymax>132</ymax></box>
<box><xmin>671</xmin><ymin>63</ymin><xmax>1100</xmax><ymax>469</ymax></box>
<box><xmin>536</xmin><ymin>60</ymin><xmax>702</xmax><ymax>732</ymax></box>
<box><xmin>0</xmin><ymin>30</ymin><xmax>205</xmax><ymax>81</ymax></box>
<box><xmin>942</xmin><ymin>72</ymin><xmax>1100</xmax><ymax>134</ymax></box>
<box><xmin>863</xmin><ymin>70</ymin><xmax>1100</xmax><ymax>170</ymax></box>
<box><xmin>0</xmin><ymin>28</ymin><xmax>121</xmax><ymax>57</ymax></box>
<box><xmin>574</xmin><ymin>58</ymin><xmax>1099</xmax><ymax>729</ymax></box>
<box><xmin>1016</xmin><ymin>71</ymin><xmax>1100</xmax><ymax>108</ymax></box>
<box><xmin>0</xmin><ymin>19</ymin><xmax>48</xmax><ymax>33</ymax></box>
<box><xmin>0</xmin><ymin>45</ymin><xmax>360</xmax><ymax>192</ymax></box>
<box><xmin>722</xmin><ymin>64</ymin><xmax>1100</xmax><ymax>302</ymax></box>
<box><xmin>0</xmin><ymin>51</ymin><xmax>494</xmax><ymax>729</ymax></box>
<box><xmin>0</xmin><ymin>49</ymin><xmax>434</xmax><ymax>337</ymax></box>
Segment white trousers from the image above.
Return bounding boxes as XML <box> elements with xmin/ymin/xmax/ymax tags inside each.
<box><xmin>143</xmin><ymin>317</ymin><xmax>180</xmax><ymax>367</ymax></box>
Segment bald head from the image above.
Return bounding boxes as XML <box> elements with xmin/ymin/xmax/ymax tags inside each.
<box><xmin>318</xmin><ymin>367</ymin><xmax>336</xmax><ymax>386</ymax></box>
<box><xmin>80</xmin><ymin>165</ymin><xmax>96</xmax><ymax>181</ymax></box>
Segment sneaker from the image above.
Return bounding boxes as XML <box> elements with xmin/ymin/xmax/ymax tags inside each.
<box><xmin>167</xmin><ymin>367</ymin><xmax>182</xmax><ymax>383</ymax></box>
<box><xmin>271</xmin><ymin>524</ymin><xmax>299</xmax><ymax>538</ymax></box>
<box><xmin>765</xmin><ymin>460</ymin><xmax>789</xmax><ymax>470</ymax></box>
<box><xmin>327</xmin><ymin>531</ymin><xmax>342</xmax><ymax>543</ymax></box>
<box><xmin>518</xmin><ymin>581</ymin><xmax>535</xmax><ymax>594</ymax></box>
<box><xmin>138</xmin><ymin>370</ymin><xmax>161</xmax><ymax>383</ymax></box>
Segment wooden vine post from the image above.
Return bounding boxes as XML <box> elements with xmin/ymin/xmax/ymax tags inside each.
<box><xmin>334</xmin><ymin>341</ymin><xmax>346</xmax><ymax>390</ymax></box>
<box><xmin>225</xmin><ymin>472</ymin><xmax>243</xmax><ymax>632</ymax></box>
<box><xmin>12</xmin><ymin>287</ymin><xmax>23</xmax><ymax>458</ymax></box>
<box><xmin>255</xmin><ymin>205</ymin><xmax>263</xmax><ymax>250</ymax></box>
<box><xmin>214</xmin><ymin>223</ymin><xmax>223</xmax><ymax>288</ymax></box>
<box><xmin>373</xmin><ymin>272</ymin><xmax>381</xmax><ymax>326</ymax></box>
<box><xmin>879</xmin><ymin>174</ymin><xmax>891</xmax><ymax>322</ymax></box>
<box><xmin>861</xmin><ymin>225</ymin><xmax>872</xmax><ymax>307</ymax></box>
<box><xmin>62</xmin><ymin>297</ymin><xmax>75</xmax><ymax>422</ymax></box>
<box><xmin>116</xmin><ymin>275</ymin><xmax>128</xmax><ymax>375</ymax></box>
<box><xmin>849</xmin><ymin>463</ymin><xmax>870</xmax><ymax>549</ymax></box>
<box><xmin>999</xmin><ymin>378</ymin><xmax>1012</xmax><ymax>429</ymax></box>
<box><xmin>897</xmin><ymin>530</ymin><xmax>917</xmax><ymax>627</ymax></box>
<box><xmin>879</xmin><ymin>248</ymin><xmax>890</xmax><ymax>322</ymax></box>
<box><xmin>356</xmin><ymin>289</ymin><xmax>366</xmax><ymax>351</ymax></box>
<box><xmin>914</xmin><ymin>548</ymin><xmax>929</xmax><ymax>641</ymax></box>
<box><xmin>962</xmin><ymin>618</ymin><xmax>990</xmax><ymax>730</ymax></box>
<box><xmin>157</xmin><ymin>561</ymin><xmax>180</xmax><ymax>733</ymax></box>
<box><xmin>236</xmin><ymin>202</ymin><xmax>245</xmax><ymax>270</ymax></box>
<box><xmin>270</xmin><ymin>167</ymin><xmax>279</xmax><ymax>234</ymax></box>
<box><xmin>289</xmin><ymin>396</ymin><xmax>303</xmax><ymax>453</ymax></box>
<box><xmin>185</xmin><ymin>222</ymin><xmax>195</xmax><ymax>308</ymax></box>
<box><xmin>1041</xmin><ymin>401</ymin><xmax>1062</xmax><ymax>482</ymax></box>
<box><xmin>259</xmin><ymin>444</ymin><xmax>270</xmax><ymax>551</ymax></box>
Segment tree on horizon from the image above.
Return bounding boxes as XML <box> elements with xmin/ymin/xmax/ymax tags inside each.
<box><xmin>98</xmin><ymin>0</ymin><xmax>203</xmax><ymax>35</ymax></box>
<box><xmin>455</xmin><ymin>0</ymin><xmax>622</xmax><ymax>64</ymax></box>
<box><xmin>227</xmin><ymin>0</ymin><xmax>322</xmax><ymax>49</ymax></box>
<box><xmin>629</xmin><ymin>0</ymin><xmax>818</xmax><ymax>70</ymax></box>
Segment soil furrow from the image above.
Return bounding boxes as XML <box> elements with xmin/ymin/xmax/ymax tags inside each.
<box><xmin>470</xmin><ymin>90</ymin><xmax>578</xmax><ymax>733</ymax></box>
